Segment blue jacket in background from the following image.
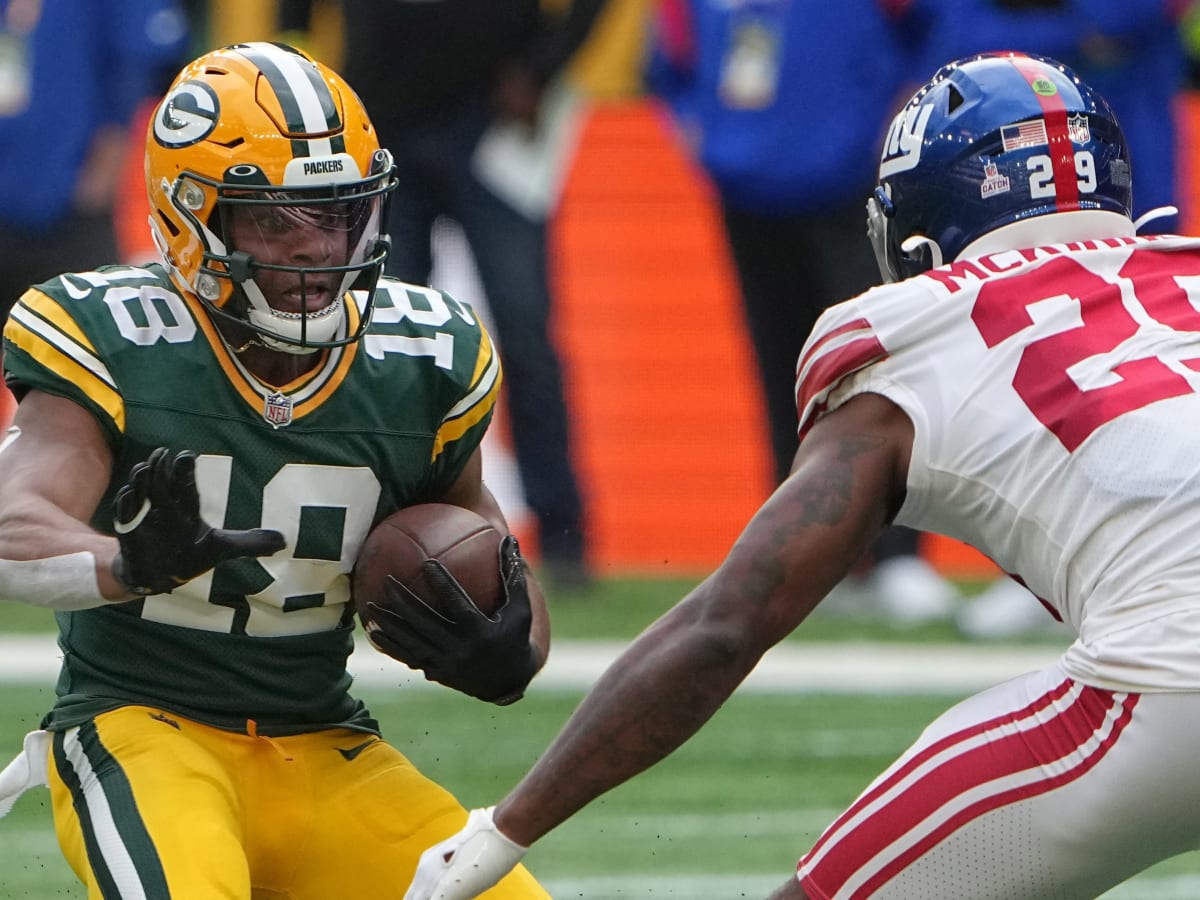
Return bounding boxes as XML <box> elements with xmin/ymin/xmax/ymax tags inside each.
<box><xmin>646</xmin><ymin>0</ymin><xmax>935</xmax><ymax>215</ymax></box>
<box><xmin>0</xmin><ymin>0</ymin><xmax>187</xmax><ymax>231</ymax></box>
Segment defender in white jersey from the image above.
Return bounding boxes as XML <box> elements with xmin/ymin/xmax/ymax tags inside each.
<box><xmin>404</xmin><ymin>52</ymin><xmax>1200</xmax><ymax>900</ymax></box>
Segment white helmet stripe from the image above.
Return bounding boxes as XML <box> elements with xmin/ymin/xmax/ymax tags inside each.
<box><xmin>235</xmin><ymin>42</ymin><xmax>339</xmax><ymax>158</ymax></box>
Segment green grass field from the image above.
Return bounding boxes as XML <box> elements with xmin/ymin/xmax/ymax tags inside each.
<box><xmin>1</xmin><ymin>578</ymin><xmax>1198</xmax><ymax>898</ymax></box>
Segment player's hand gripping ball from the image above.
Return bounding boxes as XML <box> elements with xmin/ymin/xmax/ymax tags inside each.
<box><xmin>354</xmin><ymin>503</ymin><xmax>506</xmax><ymax>616</ymax></box>
<box><xmin>352</xmin><ymin>504</ymin><xmax>538</xmax><ymax>704</ymax></box>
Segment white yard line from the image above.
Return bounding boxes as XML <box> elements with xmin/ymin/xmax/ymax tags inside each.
<box><xmin>0</xmin><ymin>635</ymin><xmax>1061</xmax><ymax>693</ymax></box>
<box><xmin>535</xmin><ymin>639</ymin><xmax>1062</xmax><ymax>694</ymax></box>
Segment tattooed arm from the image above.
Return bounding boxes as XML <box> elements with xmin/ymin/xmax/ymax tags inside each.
<box><xmin>402</xmin><ymin>393</ymin><xmax>912</xmax><ymax>899</ymax></box>
<box><xmin>490</xmin><ymin>392</ymin><xmax>912</xmax><ymax>846</ymax></box>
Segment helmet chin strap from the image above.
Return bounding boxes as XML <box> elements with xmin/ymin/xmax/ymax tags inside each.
<box><xmin>1133</xmin><ymin>206</ymin><xmax>1179</xmax><ymax>233</ymax></box>
<box><xmin>245</xmin><ymin>291</ymin><xmax>345</xmax><ymax>355</ymax></box>
<box><xmin>900</xmin><ymin>235</ymin><xmax>943</xmax><ymax>273</ymax></box>
<box><xmin>866</xmin><ymin>188</ymin><xmax>903</xmax><ymax>283</ymax></box>
<box><xmin>228</xmin><ymin>251</ymin><xmax>346</xmax><ymax>354</ymax></box>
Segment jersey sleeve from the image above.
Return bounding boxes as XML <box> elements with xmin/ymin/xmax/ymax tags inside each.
<box><xmin>3</xmin><ymin>278</ymin><xmax>127</xmax><ymax>447</ymax></box>
<box><xmin>793</xmin><ymin>278</ymin><xmax>955</xmax><ymax>443</ymax></box>
<box><xmin>794</xmin><ymin>300</ymin><xmax>890</xmax><ymax>441</ymax></box>
<box><xmin>426</xmin><ymin>303</ymin><xmax>502</xmax><ymax>490</ymax></box>
<box><xmin>362</xmin><ymin>280</ymin><xmax>503</xmax><ymax>498</ymax></box>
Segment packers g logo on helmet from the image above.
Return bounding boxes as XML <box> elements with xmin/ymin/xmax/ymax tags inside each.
<box><xmin>153</xmin><ymin>81</ymin><xmax>219</xmax><ymax>149</ymax></box>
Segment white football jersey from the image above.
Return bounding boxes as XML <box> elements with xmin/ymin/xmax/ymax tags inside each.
<box><xmin>797</xmin><ymin>233</ymin><xmax>1200</xmax><ymax>691</ymax></box>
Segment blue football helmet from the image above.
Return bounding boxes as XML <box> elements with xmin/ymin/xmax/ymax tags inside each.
<box><xmin>867</xmin><ymin>52</ymin><xmax>1133</xmax><ymax>283</ymax></box>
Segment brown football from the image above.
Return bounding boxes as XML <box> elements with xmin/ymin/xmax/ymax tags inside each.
<box><xmin>352</xmin><ymin>503</ymin><xmax>505</xmax><ymax>623</ymax></box>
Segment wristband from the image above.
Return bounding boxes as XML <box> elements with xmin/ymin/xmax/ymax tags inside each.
<box><xmin>0</xmin><ymin>552</ymin><xmax>110</xmax><ymax>610</ymax></box>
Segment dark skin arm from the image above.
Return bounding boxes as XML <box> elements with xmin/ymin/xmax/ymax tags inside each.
<box><xmin>434</xmin><ymin>446</ymin><xmax>551</xmax><ymax>669</ymax></box>
<box><xmin>493</xmin><ymin>391</ymin><xmax>913</xmax><ymax>845</ymax></box>
<box><xmin>0</xmin><ymin>390</ymin><xmax>133</xmax><ymax>599</ymax></box>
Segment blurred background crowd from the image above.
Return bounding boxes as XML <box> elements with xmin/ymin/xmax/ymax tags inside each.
<box><xmin>3</xmin><ymin>0</ymin><xmax>1199</xmax><ymax>638</ymax></box>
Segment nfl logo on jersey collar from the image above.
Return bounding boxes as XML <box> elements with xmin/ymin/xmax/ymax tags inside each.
<box><xmin>264</xmin><ymin>392</ymin><xmax>294</xmax><ymax>428</ymax></box>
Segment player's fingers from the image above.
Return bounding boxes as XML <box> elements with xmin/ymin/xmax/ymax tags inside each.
<box><xmin>422</xmin><ymin>561</ymin><xmax>488</xmax><ymax>620</ymax></box>
<box><xmin>495</xmin><ymin>536</ymin><xmax>528</xmax><ymax>602</ymax></box>
<box><xmin>112</xmin><ymin>485</ymin><xmax>149</xmax><ymax>533</ymax></box>
<box><xmin>211</xmin><ymin>528</ymin><xmax>287</xmax><ymax>561</ymax></box>
<box><xmin>168</xmin><ymin>450</ymin><xmax>200</xmax><ymax>518</ymax></box>
<box><xmin>126</xmin><ymin>456</ymin><xmax>155</xmax><ymax>503</ymax></box>
<box><xmin>383</xmin><ymin>575</ymin><xmax>457</xmax><ymax>626</ymax></box>
<box><xmin>368</xmin><ymin>599</ymin><xmax>453</xmax><ymax>648</ymax></box>
<box><xmin>404</xmin><ymin>842</ymin><xmax>457</xmax><ymax>900</ymax></box>
<box><xmin>364</xmin><ymin>611</ymin><xmax>442</xmax><ymax>667</ymax></box>
<box><xmin>498</xmin><ymin>535</ymin><xmax>520</xmax><ymax>563</ymax></box>
<box><xmin>148</xmin><ymin>446</ymin><xmax>177</xmax><ymax>508</ymax></box>
<box><xmin>366</xmin><ymin>628</ymin><xmax>432</xmax><ymax>664</ymax></box>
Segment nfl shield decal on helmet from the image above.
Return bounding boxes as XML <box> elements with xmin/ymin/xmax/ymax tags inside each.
<box><xmin>264</xmin><ymin>392</ymin><xmax>293</xmax><ymax>428</ymax></box>
<box><xmin>1067</xmin><ymin>114</ymin><xmax>1091</xmax><ymax>145</ymax></box>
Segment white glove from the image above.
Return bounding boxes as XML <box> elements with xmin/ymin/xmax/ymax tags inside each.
<box><xmin>0</xmin><ymin>731</ymin><xmax>51</xmax><ymax>819</ymax></box>
<box><xmin>404</xmin><ymin>806</ymin><xmax>529</xmax><ymax>900</ymax></box>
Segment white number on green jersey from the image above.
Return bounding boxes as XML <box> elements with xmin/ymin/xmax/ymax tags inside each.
<box><xmin>363</xmin><ymin>283</ymin><xmax>476</xmax><ymax>369</ymax></box>
<box><xmin>141</xmin><ymin>456</ymin><xmax>381</xmax><ymax>636</ymax></box>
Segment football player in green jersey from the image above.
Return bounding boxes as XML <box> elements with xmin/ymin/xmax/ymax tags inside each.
<box><xmin>0</xmin><ymin>42</ymin><xmax>550</xmax><ymax>899</ymax></box>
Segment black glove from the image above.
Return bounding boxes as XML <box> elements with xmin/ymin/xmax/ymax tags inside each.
<box><xmin>366</xmin><ymin>536</ymin><xmax>539</xmax><ymax>705</ymax></box>
<box><xmin>112</xmin><ymin>447</ymin><xmax>287</xmax><ymax>596</ymax></box>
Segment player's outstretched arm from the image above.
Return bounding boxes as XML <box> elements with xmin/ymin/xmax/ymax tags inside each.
<box><xmin>0</xmin><ymin>392</ymin><xmax>146</xmax><ymax>605</ymax></box>
<box><xmin>0</xmin><ymin>390</ymin><xmax>284</xmax><ymax>608</ymax></box>
<box><xmin>404</xmin><ymin>393</ymin><xmax>913</xmax><ymax>900</ymax></box>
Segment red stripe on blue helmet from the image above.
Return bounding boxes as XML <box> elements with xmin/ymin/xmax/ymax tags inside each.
<box><xmin>1010</xmin><ymin>55</ymin><xmax>1079</xmax><ymax>211</ymax></box>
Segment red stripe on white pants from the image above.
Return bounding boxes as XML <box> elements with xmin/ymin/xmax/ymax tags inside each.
<box><xmin>799</xmin><ymin>679</ymin><xmax>1136</xmax><ymax>899</ymax></box>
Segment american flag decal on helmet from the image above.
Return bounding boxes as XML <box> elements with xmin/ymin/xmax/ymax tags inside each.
<box><xmin>234</xmin><ymin>42</ymin><xmax>346</xmax><ymax>158</ymax></box>
<box><xmin>1000</xmin><ymin>119</ymin><xmax>1048</xmax><ymax>152</ymax></box>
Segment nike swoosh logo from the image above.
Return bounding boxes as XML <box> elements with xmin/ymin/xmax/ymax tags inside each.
<box><xmin>336</xmin><ymin>738</ymin><xmax>379</xmax><ymax>762</ymax></box>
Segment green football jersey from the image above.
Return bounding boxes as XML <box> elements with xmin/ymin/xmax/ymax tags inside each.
<box><xmin>3</xmin><ymin>264</ymin><xmax>501</xmax><ymax>736</ymax></box>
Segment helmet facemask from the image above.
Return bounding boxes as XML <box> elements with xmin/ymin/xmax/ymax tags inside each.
<box><xmin>184</xmin><ymin>150</ymin><xmax>395</xmax><ymax>353</ymax></box>
<box><xmin>866</xmin><ymin>185</ymin><xmax>946</xmax><ymax>285</ymax></box>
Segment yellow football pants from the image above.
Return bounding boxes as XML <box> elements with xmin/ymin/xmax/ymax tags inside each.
<box><xmin>47</xmin><ymin>705</ymin><xmax>549</xmax><ymax>899</ymax></box>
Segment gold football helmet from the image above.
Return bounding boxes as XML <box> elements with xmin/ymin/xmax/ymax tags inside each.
<box><xmin>145</xmin><ymin>42</ymin><xmax>396</xmax><ymax>352</ymax></box>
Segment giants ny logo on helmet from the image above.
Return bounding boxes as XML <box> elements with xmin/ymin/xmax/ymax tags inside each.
<box><xmin>879</xmin><ymin>104</ymin><xmax>933</xmax><ymax>179</ymax></box>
